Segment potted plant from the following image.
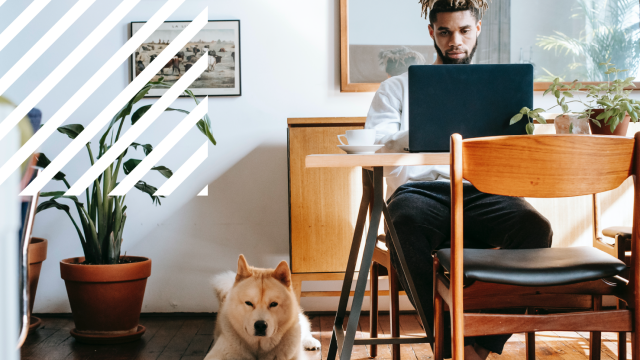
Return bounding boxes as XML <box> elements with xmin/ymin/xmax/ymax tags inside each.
<box><xmin>35</xmin><ymin>78</ymin><xmax>215</xmax><ymax>344</ymax></box>
<box><xmin>28</xmin><ymin>237</ymin><xmax>47</xmax><ymax>333</ymax></box>
<box><xmin>511</xmin><ymin>60</ymin><xmax>639</xmax><ymax>135</ymax></box>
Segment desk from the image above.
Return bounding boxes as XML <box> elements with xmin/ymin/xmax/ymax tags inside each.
<box><xmin>306</xmin><ymin>153</ymin><xmax>448</xmax><ymax>360</ymax></box>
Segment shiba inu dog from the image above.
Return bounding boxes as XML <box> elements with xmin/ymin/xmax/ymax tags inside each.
<box><xmin>205</xmin><ymin>255</ymin><xmax>320</xmax><ymax>360</ymax></box>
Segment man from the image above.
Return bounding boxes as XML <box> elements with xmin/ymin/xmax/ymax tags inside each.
<box><xmin>364</xmin><ymin>1</ymin><xmax>553</xmax><ymax>359</ymax></box>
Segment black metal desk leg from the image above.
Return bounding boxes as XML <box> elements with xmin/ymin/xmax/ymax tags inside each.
<box><xmin>328</xmin><ymin>168</ymin><xmax>385</xmax><ymax>360</ymax></box>
<box><xmin>327</xmin><ymin>168</ymin><xmax>373</xmax><ymax>360</ymax></box>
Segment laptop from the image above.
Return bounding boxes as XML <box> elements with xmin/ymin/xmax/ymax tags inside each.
<box><xmin>408</xmin><ymin>64</ymin><xmax>533</xmax><ymax>153</ymax></box>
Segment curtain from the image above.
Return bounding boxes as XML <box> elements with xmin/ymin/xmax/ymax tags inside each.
<box><xmin>475</xmin><ymin>0</ymin><xmax>511</xmax><ymax>64</ymax></box>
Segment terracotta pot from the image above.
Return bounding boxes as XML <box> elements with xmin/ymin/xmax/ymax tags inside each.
<box><xmin>554</xmin><ymin>114</ymin><xmax>590</xmax><ymax>134</ymax></box>
<box><xmin>28</xmin><ymin>237</ymin><xmax>47</xmax><ymax>314</ymax></box>
<box><xmin>60</xmin><ymin>256</ymin><xmax>151</xmax><ymax>343</ymax></box>
<box><xmin>28</xmin><ymin>237</ymin><xmax>47</xmax><ymax>333</ymax></box>
<box><xmin>588</xmin><ymin>109</ymin><xmax>631</xmax><ymax>136</ymax></box>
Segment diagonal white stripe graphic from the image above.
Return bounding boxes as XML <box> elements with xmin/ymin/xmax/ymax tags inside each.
<box><xmin>109</xmin><ymin>98</ymin><xmax>209</xmax><ymax>196</ymax></box>
<box><xmin>65</xmin><ymin>54</ymin><xmax>208</xmax><ymax>196</ymax></box>
<box><xmin>0</xmin><ymin>0</ymin><xmax>96</xmax><ymax>97</ymax></box>
<box><xmin>197</xmin><ymin>185</ymin><xmax>208</xmax><ymax>196</ymax></box>
<box><xmin>2</xmin><ymin>0</ymin><xmax>185</xmax><ymax>189</ymax></box>
<box><xmin>0</xmin><ymin>0</ymin><xmax>140</xmax><ymax>144</ymax></box>
<box><xmin>154</xmin><ymin>142</ymin><xmax>208</xmax><ymax>196</ymax></box>
<box><xmin>0</xmin><ymin>0</ymin><xmax>51</xmax><ymax>53</ymax></box>
<box><xmin>16</xmin><ymin>3</ymin><xmax>206</xmax><ymax>196</ymax></box>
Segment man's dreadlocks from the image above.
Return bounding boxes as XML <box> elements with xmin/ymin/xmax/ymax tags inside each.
<box><xmin>419</xmin><ymin>0</ymin><xmax>490</xmax><ymax>22</ymax></box>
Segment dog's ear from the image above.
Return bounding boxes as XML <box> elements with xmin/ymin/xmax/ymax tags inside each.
<box><xmin>272</xmin><ymin>260</ymin><xmax>291</xmax><ymax>288</ymax></box>
<box><xmin>236</xmin><ymin>254</ymin><xmax>252</xmax><ymax>282</ymax></box>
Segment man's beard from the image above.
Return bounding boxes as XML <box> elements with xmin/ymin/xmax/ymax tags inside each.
<box><xmin>434</xmin><ymin>39</ymin><xmax>478</xmax><ymax>64</ymax></box>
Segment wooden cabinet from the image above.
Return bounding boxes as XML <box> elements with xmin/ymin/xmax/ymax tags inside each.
<box><xmin>288</xmin><ymin>117</ymin><xmax>365</xmax><ymax>274</ymax></box>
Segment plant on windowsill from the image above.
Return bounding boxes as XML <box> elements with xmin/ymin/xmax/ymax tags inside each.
<box><xmin>35</xmin><ymin>77</ymin><xmax>215</xmax><ymax>343</ymax></box>
<box><xmin>511</xmin><ymin>60</ymin><xmax>639</xmax><ymax>135</ymax></box>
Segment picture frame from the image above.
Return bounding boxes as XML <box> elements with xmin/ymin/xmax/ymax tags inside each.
<box><xmin>129</xmin><ymin>20</ymin><xmax>241</xmax><ymax>97</ymax></box>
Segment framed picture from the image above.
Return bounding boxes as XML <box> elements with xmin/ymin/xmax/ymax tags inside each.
<box><xmin>130</xmin><ymin>20</ymin><xmax>241</xmax><ymax>97</ymax></box>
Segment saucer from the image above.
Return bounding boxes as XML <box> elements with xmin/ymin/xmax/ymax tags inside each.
<box><xmin>338</xmin><ymin>145</ymin><xmax>384</xmax><ymax>154</ymax></box>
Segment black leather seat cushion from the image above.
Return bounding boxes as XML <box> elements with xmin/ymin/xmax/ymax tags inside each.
<box><xmin>437</xmin><ymin>246</ymin><xmax>627</xmax><ymax>286</ymax></box>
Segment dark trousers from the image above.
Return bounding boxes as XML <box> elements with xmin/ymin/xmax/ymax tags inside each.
<box><xmin>387</xmin><ymin>181</ymin><xmax>553</xmax><ymax>357</ymax></box>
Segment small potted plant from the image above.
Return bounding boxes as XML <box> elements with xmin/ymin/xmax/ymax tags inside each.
<box><xmin>36</xmin><ymin>78</ymin><xmax>215</xmax><ymax>343</ymax></box>
<box><xmin>511</xmin><ymin>60</ymin><xmax>639</xmax><ymax>135</ymax></box>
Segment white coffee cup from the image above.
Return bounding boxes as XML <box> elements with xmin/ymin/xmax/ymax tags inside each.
<box><xmin>337</xmin><ymin>129</ymin><xmax>376</xmax><ymax>146</ymax></box>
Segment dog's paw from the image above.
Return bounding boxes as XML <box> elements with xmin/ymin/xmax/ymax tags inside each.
<box><xmin>302</xmin><ymin>335</ymin><xmax>321</xmax><ymax>351</ymax></box>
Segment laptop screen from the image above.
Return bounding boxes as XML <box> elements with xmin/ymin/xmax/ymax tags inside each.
<box><xmin>408</xmin><ymin>64</ymin><xmax>533</xmax><ymax>153</ymax></box>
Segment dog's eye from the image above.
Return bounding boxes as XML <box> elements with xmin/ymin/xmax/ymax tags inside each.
<box><xmin>245</xmin><ymin>301</ymin><xmax>253</xmax><ymax>307</ymax></box>
<box><xmin>270</xmin><ymin>302</ymin><xmax>278</xmax><ymax>308</ymax></box>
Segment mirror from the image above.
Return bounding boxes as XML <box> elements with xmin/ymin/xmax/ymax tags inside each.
<box><xmin>340</xmin><ymin>0</ymin><xmax>640</xmax><ymax>92</ymax></box>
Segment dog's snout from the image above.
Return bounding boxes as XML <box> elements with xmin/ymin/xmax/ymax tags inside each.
<box><xmin>254</xmin><ymin>320</ymin><xmax>268</xmax><ymax>336</ymax></box>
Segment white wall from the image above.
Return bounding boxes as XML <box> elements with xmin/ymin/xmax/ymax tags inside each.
<box><xmin>0</xmin><ymin>0</ymin><xmax>373</xmax><ymax>313</ymax></box>
<box><xmin>2</xmin><ymin>0</ymin><xmax>639</xmax><ymax>313</ymax></box>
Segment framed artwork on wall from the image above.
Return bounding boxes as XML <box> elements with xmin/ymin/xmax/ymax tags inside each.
<box><xmin>130</xmin><ymin>20</ymin><xmax>241</xmax><ymax>97</ymax></box>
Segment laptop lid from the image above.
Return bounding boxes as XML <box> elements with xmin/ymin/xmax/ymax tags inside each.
<box><xmin>408</xmin><ymin>64</ymin><xmax>533</xmax><ymax>153</ymax></box>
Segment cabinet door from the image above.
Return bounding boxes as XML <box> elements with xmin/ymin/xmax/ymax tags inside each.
<box><xmin>289</xmin><ymin>126</ymin><xmax>364</xmax><ymax>273</ymax></box>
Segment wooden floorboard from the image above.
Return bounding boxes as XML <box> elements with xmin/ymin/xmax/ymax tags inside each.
<box><xmin>21</xmin><ymin>315</ymin><xmax>630</xmax><ymax>360</ymax></box>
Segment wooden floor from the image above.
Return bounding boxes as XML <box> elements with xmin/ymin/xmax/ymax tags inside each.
<box><xmin>21</xmin><ymin>314</ymin><xmax>630</xmax><ymax>360</ymax></box>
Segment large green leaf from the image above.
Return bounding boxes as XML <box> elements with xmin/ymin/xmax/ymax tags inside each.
<box><xmin>37</xmin><ymin>198</ymin><xmax>70</xmax><ymax>213</ymax></box>
<box><xmin>99</xmin><ymin>86</ymin><xmax>152</xmax><ymax>147</ymax></box>
<box><xmin>36</xmin><ymin>153</ymin><xmax>67</xmax><ymax>181</ymax></box>
<box><xmin>123</xmin><ymin>158</ymin><xmax>142</xmax><ymax>175</ymax></box>
<box><xmin>123</xmin><ymin>159</ymin><xmax>172</xmax><ymax>178</ymax></box>
<box><xmin>197</xmin><ymin>120</ymin><xmax>216</xmax><ymax>145</ymax></box>
<box><xmin>131</xmin><ymin>105</ymin><xmax>189</xmax><ymax>125</ymax></box>
<box><xmin>57</xmin><ymin>124</ymin><xmax>85</xmax><ymax>139</ymax></box>
<box><xmin>152</xmin><ymin>166</ymin><xmax>173</xmax><ymax>179</ymax></box>
<box><xmin>36</xmin><ymin>199</ymin><xmax>87</xmax><ymax>246</ymax></box>
<box><xmin>183</xmin><ymin>89</ymin><xmax>216</xmax><ymax>145</ymax></box>
<box><xmin>39</xmin><ymin>191</ymin><xmax>83</xmax><ymax>205</ymax></box>
<box><xmin>131</xmin><ymin>142</ymin><xmax>153</xmax><ymax>155</ymax></box>
<box><xmin>134</xmin><ymin>181</ymin><xmax>163</xmax><ymax>205</ymax></box>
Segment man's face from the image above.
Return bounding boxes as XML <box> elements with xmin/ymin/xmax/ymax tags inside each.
<box><xmin>429</xmin><ymin>10</ymin><xmax>481</xmax><ymax>64</ymax></box>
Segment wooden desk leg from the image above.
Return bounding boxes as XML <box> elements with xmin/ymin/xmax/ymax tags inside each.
<box><xmin>328</xmin><ymin>168</ymin><xmax>381</xmax><ymax>360</ymax></box>
<box><xmin>370</xmin><ymin>263</ymin><xmax>379</xmax><ymax>358</ymax></box>
<box><xmin>590</xmin><ymin>295</ymin><xmax>602</xmax><ymax>360</ymax></box>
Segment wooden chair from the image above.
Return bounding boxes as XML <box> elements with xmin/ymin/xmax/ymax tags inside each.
<box><xmin>434</xmin><ymin>134</ymin><xmax>637</xmax><ymax>360</ymax></box>
<box><xmin>594</xmin><ymin>222</ymin><xmax>633</xmax><ymax>360</ymax></box>
<box><xmin>370</xmin><ymin>234</ymin><xmax>402</xmax><ymax>359</ymax></box>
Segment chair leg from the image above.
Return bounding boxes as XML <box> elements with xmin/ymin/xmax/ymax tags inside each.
<box><xmin>389</xmin><ymin>264</ymin><xmax>401</xmax><ymax>360</ymax></box>
<box><xmin>434</xmin><ymin>290</ymin><xmax>445</xmax><ymax>360</ymax></box>
<box><xmin>526</xmin><ymin>307</ymin><xmax>535</xmax><ymax>360</ymax></box>
<box><xmin>618</xmin><ymin>298</ymin><xmax>627</xmax><ymax>360</ymax></box>
<box><xmin>370</xmin><ymin>263</ymin><xmax>379</xmax><ymax>358</ymax></box>
<box><xmin>590</xmin><ymin>295</ymin><xmax>602</xmax><ymax>360</ymax></box>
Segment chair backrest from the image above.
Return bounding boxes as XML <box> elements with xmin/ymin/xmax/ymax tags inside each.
<box><xmin>453</xmin><ymin>134</ymin><xmax>636</xmax><ymax>198</ymax></box>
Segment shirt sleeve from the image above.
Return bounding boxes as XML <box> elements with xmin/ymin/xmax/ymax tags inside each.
<box><xmin>364</xmin><ymin>81</ymin><xmax>408</xmax><ymax>153</ymax></box>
